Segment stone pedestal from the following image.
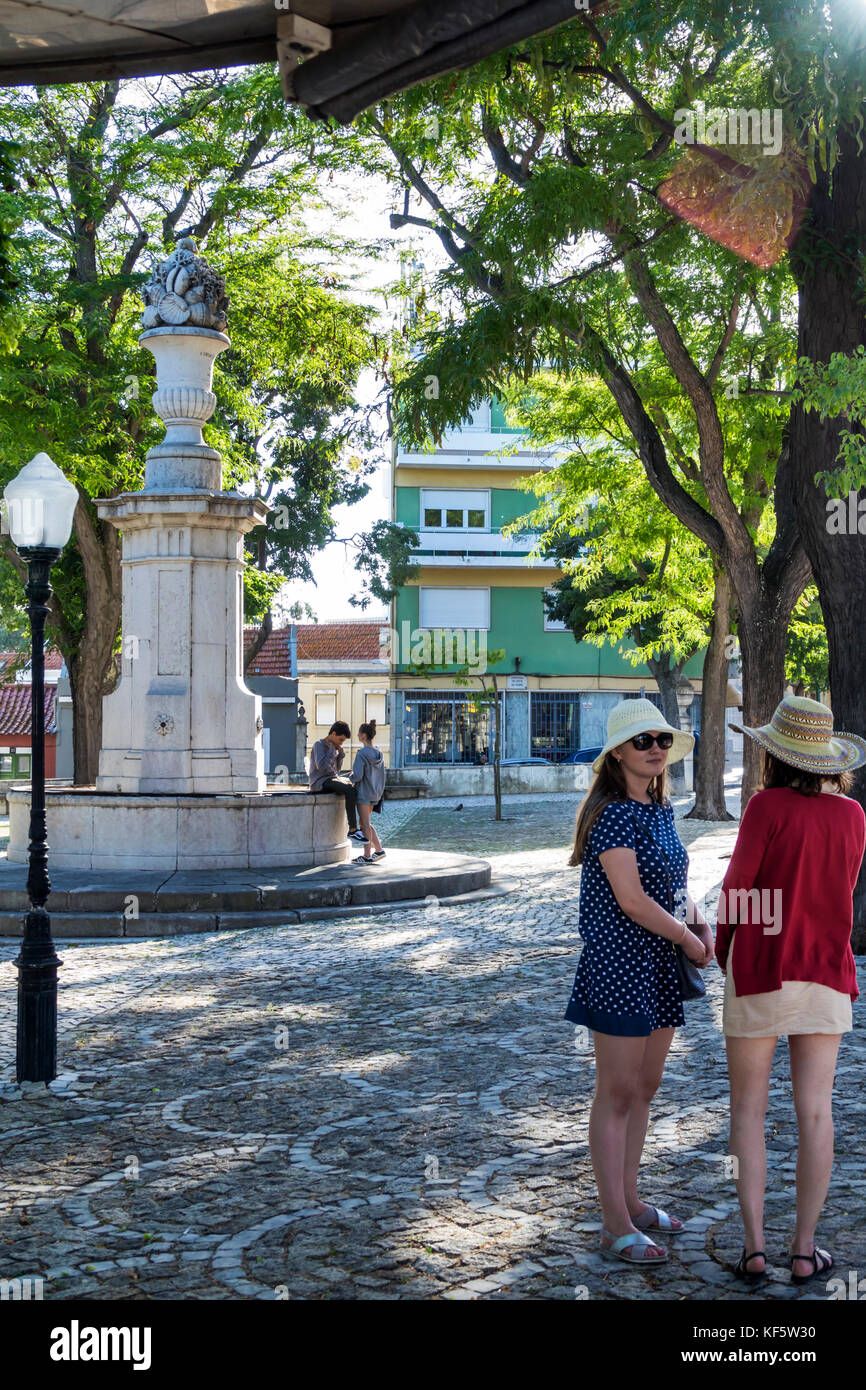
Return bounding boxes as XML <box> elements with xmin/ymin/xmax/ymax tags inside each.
<box><xmin>95</xmin><ymin>489</ymin><xmax>268</xmax><ymax>794</ymax></box>
<box><xmin>95</xmin><ymin>318</ymin><xmax>268</xmax><ymax>794</ymax></box>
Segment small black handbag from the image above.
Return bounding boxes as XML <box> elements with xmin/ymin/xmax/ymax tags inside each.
<box><xmin>629</xmin><ymin>809</ymin><xmax>706</xmax><ymax>1003</ymax></box>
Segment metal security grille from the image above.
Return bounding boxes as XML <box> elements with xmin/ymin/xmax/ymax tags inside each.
<box><xmin>623</xmin><ymin>689</ymin><xmax>701</xmax><ymax>731</ymax></box>
<box><xmin>530</xmin><ymin>691</ymin><xmax>582</xmax><ymax>762</ymax></box>
<box><xmin>402</xmin><ymin>689</ymin><xmax>501</xmax><ymax>764</ymax></box>
<box><xmin>623</xmin><ymin>691</ymin><xmax>664</xmax><ymax>710</ymax></box>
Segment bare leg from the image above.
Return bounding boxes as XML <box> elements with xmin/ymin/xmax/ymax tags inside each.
<box><xmin>726</xmin><ymin>1035</ymin><xmax>777</xmax><ymax>1275</ymax></box>
<box><xmin>623</xmin><ymin>1026</ymin><xmax>677</xmax><ymax>1225</ymax></box>
<box><xmin>366</xmin><ymin>809</ymin><xmax>383</xmax><ymax>854</ymax></box>
<box><xmin>357</xmin><ymin>804</ymin><xmax>377</xmax><ymax>857</ymax></box>
<box><xmin>788</xmin><ymin>1033</ymin><xmax>841</xmax><ymax>1279</ymax></box>
<box><xmin>590</xmin><ymin>1031</ymin><xmax>664</xmax><ymax>1257</ymax></box>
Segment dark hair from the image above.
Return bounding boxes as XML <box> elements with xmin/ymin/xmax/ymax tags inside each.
<box><xmin>569</xmin><ymin>753</ymin><xmax>668</xmax><ymax>865</ymax></box>
<box><xmin>761</xmin><ymin>749</ymin><xmax>853</xmax><ymax>796</ymax></box>
<box><xmin>329</xmin><ymin>721</ymin><xmax>351</xmax><ymax>737</ymax></box>
<box><xmin>359</xmin><ymin>720</ymin><xmax>377</xmax><ymax>741</ymax></box>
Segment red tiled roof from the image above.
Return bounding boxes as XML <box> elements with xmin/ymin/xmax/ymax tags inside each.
<box><xmin>0</xmin><ymin>648</ymin><xmax>64</xmax><ymax>675</ymax></box>
<box><xmin>243</xmin><ymin>623</ymin><xmax>386</xmax><ymax>675</ymax></box>
<box><xmin>0</xmin><ymin>684</ymin><xmax>57</xmax><ymax>735</ymax></box>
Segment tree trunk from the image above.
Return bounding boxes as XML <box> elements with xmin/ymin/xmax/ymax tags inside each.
<box><xmin>686</xmin><ymin>565</ymin><xmax>735</xmax><ymax>821</ymax></box>
<box><xmin>646</xmin><ymin>652</ymin><xmax>685</xmax><ymax>731</ymax></box>
<box><xmin>243</xmin><ymin>608</ymin><xmax>273</xmax><ymax>676</ymax></box>
<box><xmin>491</xmin><ymin>677</ymin><xmax>503</xmax><ymax>820</ymax></box>
<box><xmin>789</xmin><ymin>119</ymin><xmax>866</xmax><ymax>946</ymax></box>
<box><xmin>735</xmin><ymin>592</ymin><xmax>791</xmax><ymax>808</ymax></box>
<box><xmin>67</xmin><ymin>657</ymin><xmax>106</xmax><ymax>786</ymax></box>
<box><xmin>60</xmin><ymin>507</ymin><xmax>124</xmax><ymax>784</ymax></box>
<box><xmin>646</xmin><ymin>651</ymin><xmax>691</xmax><ymax>791</ymax></box>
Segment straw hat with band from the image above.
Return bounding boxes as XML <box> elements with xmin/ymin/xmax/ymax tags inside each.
<box><xmin>729</xmin><ymin>695</ymin><xmax>866</xmax><ymax>775</ymax></box>
<box><xmin>592</xmin><ymin>697</ymin><xmax>695</xmax><ymax>775</ymax></box>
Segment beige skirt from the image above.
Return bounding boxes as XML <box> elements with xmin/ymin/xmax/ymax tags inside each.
<box><xmin>723</xmin><ymin>936</ymin><xmax>852</xmax><ymax>1038</ymax></box>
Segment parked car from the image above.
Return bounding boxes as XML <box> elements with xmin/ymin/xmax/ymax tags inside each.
<box><xmin>568</xmin><ymin>746</ymin><xmax>603</xmax><ymax>764</ymax></box>
<box><xmin>496</xmin><ymin>756</ymin><xmax>553</xmax><ymax>766</ymax></box>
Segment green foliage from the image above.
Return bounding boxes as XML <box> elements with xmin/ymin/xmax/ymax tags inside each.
<box><xmin>0</xmin><ymin>138</ymin><xmax>23</xmax><ymax>351</ymax></box>
<box><xmin>792</xmin><ymin>347</ymin><xmax>866</xmax><ymax>495</ymax></box>
<box><xmin>0</xmin><ymin>73</ymin><xmax>396</xmax><ymax>673</ymax></box>
<box><xmin>785</xmin><ymin>586</ymin><xmax>829</xmax><ymax>695</ymax></box>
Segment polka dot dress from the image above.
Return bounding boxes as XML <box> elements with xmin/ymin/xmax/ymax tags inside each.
<box><xmin>564</xmin><ymin>797</ymin><xmax>688</xmax><ymax>1036</ymax></box>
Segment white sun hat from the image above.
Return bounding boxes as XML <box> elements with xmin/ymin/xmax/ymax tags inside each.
<box><xmin>592</xmin><ymin>697</ymin><xmax>694</xmax><ymax>774</ymax></box>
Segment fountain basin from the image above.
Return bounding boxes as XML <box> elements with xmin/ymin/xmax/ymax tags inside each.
<box><xmin>6</xmin><ymin>784</ymin><xmax>349</xmax><ymax>871</ymax></box>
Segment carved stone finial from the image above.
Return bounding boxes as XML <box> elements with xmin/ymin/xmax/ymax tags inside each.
<box><xmin>140</xmin><ymin>237</ymin><xmax>229</xmax><ymax>332</ymax></box>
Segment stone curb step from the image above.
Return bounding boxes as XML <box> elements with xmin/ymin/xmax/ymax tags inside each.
<box><xmin>0</xmin><ymin>880</ymin><xmax>514</xmax><ymax>938</ymax></box>
<box><xmin>0</xmin><ymin>861</ymin><xmax>491</xmax><ymax>916</ymax></box>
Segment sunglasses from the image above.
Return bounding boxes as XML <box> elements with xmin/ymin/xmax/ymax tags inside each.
<box><xmin>629</xmin><ymin>732</ymin><xmax>675</xmax><ymax>751</ymax></box>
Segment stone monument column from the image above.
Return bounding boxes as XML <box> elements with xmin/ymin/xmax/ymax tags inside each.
<box><xmin>96</xmin><ymin>239</ymin><xmax>269</xmax><ymax>794</ymax></box>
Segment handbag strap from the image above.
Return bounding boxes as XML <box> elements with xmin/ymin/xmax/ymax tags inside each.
<box><xmin>628</xmin><ymin>805</ymin><xmax>676</xmax><ymax>921</ymax></box>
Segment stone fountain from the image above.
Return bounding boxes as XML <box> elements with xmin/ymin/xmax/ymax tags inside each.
<box><xmin>7</xmin><ymin>240</ymin><xmax>349</xmax><ymax>871</ymax></box>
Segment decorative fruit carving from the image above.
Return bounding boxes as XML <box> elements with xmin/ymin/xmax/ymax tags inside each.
<box><xmin>140</xmin><ymin>237</ymin><xmax>230</xmax><ymax>332</ymax></box>
<box><xmin>157</xmin><ymin>291</ymin><xmax>191</xmax><ymax>325</ymax></box>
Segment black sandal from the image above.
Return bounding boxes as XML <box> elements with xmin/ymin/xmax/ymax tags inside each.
<box><xmin>790</xmin><ymin>1247</ymin><xmax>833</xmax><ymax>1285</ymax></box>
<box><xmin>734</xmin><ymin>1249</ymin><xmax>767</xmax><ymax>1281</ymax></box>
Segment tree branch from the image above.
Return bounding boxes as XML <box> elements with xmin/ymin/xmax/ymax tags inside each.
<box><xmin>481</xmin><ymin>109</ymin><xmax>531</xmax><ymax>186</ymax></box>
<box><xmin>184</xmin><ymin>127</ymin><xmax>273</xmax><ymax>244</ymax></box>
<box><xmin>706</xmin><ymin>269</ymin><xmax>745</xmax><ymax>388</ymax></box>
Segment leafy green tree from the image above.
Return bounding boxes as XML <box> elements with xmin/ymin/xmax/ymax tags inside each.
<box><xmin>515</xmin><ymin>430</ymin><xmax>733</xmax><ymax>816</ymax></box>
<box><xmin>495</xmin><ymin>301</ymin><xmax>779</xmax><ymax>820</ymax></box>
<box><xmin>0</xmin><ymin>72</ymin><xmax>400</xmax><ymax>780</ymax></box>
<box><xmin>365</xmin><ymin>11</ymin><xmax>807</xmax><ymax>813</ymax></box>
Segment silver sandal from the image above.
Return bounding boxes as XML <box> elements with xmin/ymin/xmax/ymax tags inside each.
<box><xmin>633</xmin><ymin>1204</ymin><xmax>684</xmax><ymax>1234</ymax></box>
<box><xmin>600</xmin><ymin>1229</ymin><xmax>669</xmax><ymax>1264</ymax></box>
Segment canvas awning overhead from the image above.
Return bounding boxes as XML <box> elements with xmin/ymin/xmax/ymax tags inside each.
<box><xmin>0</xmin><ymin>1</ymin><xmax>587</xmax><ymax>121</ymax></box>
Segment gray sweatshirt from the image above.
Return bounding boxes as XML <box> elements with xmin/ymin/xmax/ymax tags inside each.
<box><xmin>308</xmin><ymin>737</ymin><xmax>345</xmax><ymax>792</ymax></box>
<box><xmin>350</xmin><ymin>744</ymin><xmax>386</xmax><ymax>805</ymax></box>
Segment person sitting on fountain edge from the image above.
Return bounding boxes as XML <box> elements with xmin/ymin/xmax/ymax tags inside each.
<box><xmin>308</xmin><ymin>721</ymin><xmax>368</xmax><ymax>844</ymax></box>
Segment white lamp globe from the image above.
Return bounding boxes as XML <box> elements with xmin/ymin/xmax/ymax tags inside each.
<box><xmin>3</xmin><ymin>452</ymin><xmax>78</xmax><ymax>550</ymax></box>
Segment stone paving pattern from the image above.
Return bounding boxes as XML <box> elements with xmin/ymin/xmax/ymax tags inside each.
<box><xmin>1</xmin><ymin>793</ymin><xmax>864</xmax><ymax>1301</ymax></box>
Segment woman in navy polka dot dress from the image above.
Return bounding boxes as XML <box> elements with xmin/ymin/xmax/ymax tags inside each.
<box><xmin>563</xmin><ymin>699</ymin><xmax>714</xmax><ymax>1266</ymax></box>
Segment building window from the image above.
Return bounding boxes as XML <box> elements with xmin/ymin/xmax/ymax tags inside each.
<box><xmin>420</xmin><ymin>490</ymin><xmax>489</xmax><ymax>530</ymax></box>
<box><xmin>543</xmin><ymin>588</ymin><xmax>569</xmax><ymax>632</ymax></box>
<box><xmin>530</xmin><ymin>692</ymin><xmax>582</xmax><ymax>762</ymax></box>
<box><xmin>315</xmin><ymin>691</ymin><xmax>336</xmax><ymax>726</ymax></box>
<box><xmin>419</xmin><ymin>587</ymin><xmax>490</xmax><ymax>630</ymax></box>
<box><xmin>365</xmin><ymin>691</ymin><xmax>387</xmax><ymax>724</ymax></box>
<box><xmin>0</xmin><ymin>755</ymin><xmax>12</xmax><ymax>776</ymax></box>
<box><xmin>403</xmin><ymin>689</ymin><xmax>501</xmax><ymax>764</ymax></box>
<box><xmin>490</xmin><ymin>396</ymin><xmax>523</xmax><ymax>434</ymax></box>
<box><xmin>16</xmin><ymin>754</ymin><xmax>30</xmax><ymax>774</ymax></box>
<box><xmin>465</xmin><ymin>401</ymin><xmax>491</xmax><ymax>431</ymax></box>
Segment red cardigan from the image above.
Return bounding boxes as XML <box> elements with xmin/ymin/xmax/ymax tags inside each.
<box><xmin>715</xmin><ymin>787</ymin><xmax>865</xmax><ymax>999</ymax></box>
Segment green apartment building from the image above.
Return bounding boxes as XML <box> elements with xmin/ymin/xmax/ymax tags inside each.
<box><xmin>389</xmin><ymin>400</ymin><xmax>703</xmax><ymax>775</ymax></box>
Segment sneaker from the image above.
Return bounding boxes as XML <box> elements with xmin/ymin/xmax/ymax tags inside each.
<box><xmin>348</xmin><ymin>829</ymin><xmax>370</xmax><ymax>843</ymax></box>
<box><xmin>372</xmin><ymin>850</ymin><xmax>386</xmax><ymax>860</ymax></box>
<box><xmin>353</xmin><ymin>854</ymin><xmax>374</xmax><ymax>865</ymax></box>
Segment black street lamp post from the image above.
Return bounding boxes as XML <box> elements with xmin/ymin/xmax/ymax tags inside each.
<box><xmin>16</xmin><ymin>546</ymin><xmax>62</xmax><ymax>1081</ymax></box>
<box><xmin>4</xmin><ymin>453</ymin><xmax>78</xmax><ymax>1084</ymax></box>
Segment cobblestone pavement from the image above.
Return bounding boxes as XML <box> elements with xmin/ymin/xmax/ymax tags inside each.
<box><xmin>1</xmin><ymin>792</ymin><xmax>864</xmax><ymax>1302</ymax></box>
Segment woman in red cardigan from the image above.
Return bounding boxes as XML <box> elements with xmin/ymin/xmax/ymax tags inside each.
<box><xmin>717</xmin><ymin>696</ymin><xmax>866</xmax><ymax>1286</ymax></box>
